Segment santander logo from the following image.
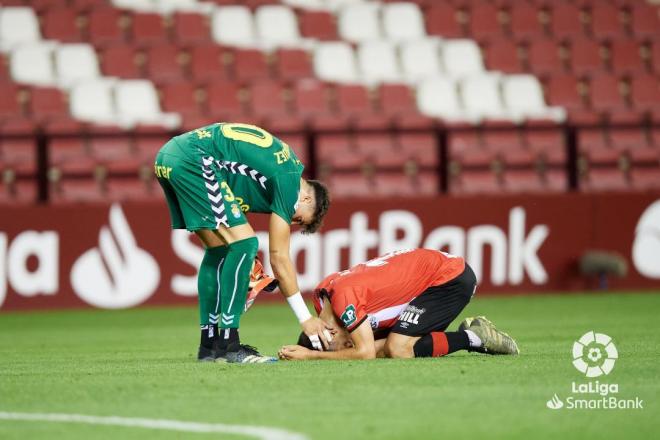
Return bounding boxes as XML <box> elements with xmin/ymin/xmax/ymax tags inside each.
<box><xmin>70</xmin><ymin>204</ymin><xmax>160</xmax><ymax>308</ymax></box>
<box><xmin>632</xmin><ymin>200</ymin><xmax>660</xmax><ymax>279</ymax></box>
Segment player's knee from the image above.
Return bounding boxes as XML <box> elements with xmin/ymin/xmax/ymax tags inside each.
<box><xmin>384</xmin><ymin>339</ymin><xmax>414</xmax><ymax>359</ymax></box>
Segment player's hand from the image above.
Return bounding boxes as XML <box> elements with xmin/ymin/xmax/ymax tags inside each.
<box><xmin>279</xmin><ymin>345</ymin><xmax>312</xmax><ymax>360</ymax></box>
<box><xmin>301</xmin><ymin>316</ymin><xmax>333</xmax><ymax>351</ymax></box>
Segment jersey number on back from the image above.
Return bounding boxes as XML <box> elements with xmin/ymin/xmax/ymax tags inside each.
<box><xmin>220</xmin><ymin>123</ymin><xmax>274</xmax><ymax>148</ymax></box>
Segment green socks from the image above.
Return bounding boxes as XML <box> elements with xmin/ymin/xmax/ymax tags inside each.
<box><xmin>219</xmin><ymin>237</ymin><xmax>259</xmax><ymax>329</ymax></box>
<box><xmin>197</xmin><ymin>245</ymin><xmax>228</xmax><ymax>327</ymax></box>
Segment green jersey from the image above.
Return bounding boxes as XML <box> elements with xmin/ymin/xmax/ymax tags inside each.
<box><xmin>171</xmin><ymin>123</ymin><xmax>304</xmax><ymax>224</ymax></box>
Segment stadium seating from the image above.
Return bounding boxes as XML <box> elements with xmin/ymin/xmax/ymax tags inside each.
<box><xmin>1</xmin><ymin>0</ymin><xmax>659</xmax><ymax>203</ymax></box>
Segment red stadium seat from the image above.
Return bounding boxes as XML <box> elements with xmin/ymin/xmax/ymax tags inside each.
<box><xmin>317</xmin><ymin>134</ymin><xmax>360</xmax><ymax>170</ymax></box>
<box><xmin>0</xmin><ymin>54</ymin><xmax>9</xmax><ymax>83</ymax></box>
<box><xmin>354</xmin><ymin>133</ymin><xmax>399</xmax><ymax>168</ymax></box>
<box><xmin>89</xmin><ymin>137</ymin><xmax>139</xmax><ymax>174</ymax></box>
<box><xmin>232</xmin><ymin>49</ymin><xmax>270</xmax><ymax>81</ymax></box>
<box><xmin>50</xmin><ymin>178</ymin><xmax>102</xmax><ymax>203</ymax></box>
<box><xmin>293</xmin><ymin>80</ymin><xmax>331</xmax><ymax>116</ymax></box>
<box><xmin>71</xmin><ymin>0</ymin><xmax>108</xmax><ymax>10</ymax></box>
<box><xmin>468</xmin><ymin>2</ymin><xmax>503</xmax><ymax>41</ymax></box>
<box><xmin>206</xmin><ymin>82</ymin><xmax>245</xmax><ymax>120</ymax></box>
<box><xmin>630</xmin><ymin>167</ymin><xmax>660</xmax><ymax>190</ymax></box>
<box><xmin>569</xmin><ymin>38</ymin><xmax>604</xmax><ymax>75</ymax></box>
<box><xmin>549</xmin><ymin>2</ymin><xmax>584</xmax><ymax>39</ymax></box>
<box><xmin>299</xmin><ymin>11</ymin><xmax>337</xmax><ymax>40</ymax></box>
<box><xmin>397</xmin><ymin>133</ymin><xmax>438</xmax><ymax>168</ymax></box>
<box><xmin>189</xmin><ymin>44</ymin><xmax>228</xmax><ymax>81</ymax></box>
<box><xmin>336</xmin><ymin>85</ymin><xmax>373</xmax><ymax>116</ymax></box>
<box><xmin>87</xmin><ymin>7</ymin><xmax>126</xmax><ymax>46</ymax></box>
<box><xmin>42</xmin><ymin>9</ymin><xmax>81</xmax><ymax>42</ymax></box>
<box><xmin>546</xmin><ymin>74</ymin><xmax>584</xmax><ymax>112</ymax></box>
<box><xmin>590</xmin><ymin>3</ymin><xmax>624</xmax><ymax>40</ymax></box>
<box><xmin>482</xmin><ymin>130</ymin><xmax>524</xmax><ymax>151</ymax></box>
<box><xmin>160</xmin><ymin>82</ymin><xmax>201</xmax><ymax>116</ymax></box>
<box><xmin>509</xmin><ymin>3</ymin><xmax>544</xmax><ymax>39</ymax></box>
<box><xmin>609</xmin><ymin>128</ymin><xmax>647</xmax><ymax>150</ymax></box>
<box><xmin>131</xmin><ymin>13</ymin><xmax>168</xmax><ymax>46</ymax></box>
<box><xmin>135</xmin><ymin>136</ymin><xmax>169</xmax><ymax>162</ymax></box>
<box><xmin>0</xmin><ymin>84</ymin><xmax>21</xmax><ymax>119</ymax></box>
<box><xmin>502</xmin><ymin>169</ymin><xmax>544</xmax><ymax>193</ymax></box>
<box><xmin>249</xmin><ymin>82</ymin><xmax>289</xmax><ymax>117</ymax></box>
<box><xmin>630</xmin><ymin>75</ymin><xmax>660</xmax><ymax>112</ymax></box>
<box><xmin>0</xmin><ymin>180</ymin><xmax>37</xmax><ymax>204</ymax></box>
<box><xmin>526</xmin><ymin>39</ymin><xmax>565</xmax><ymax>76</ymax></box>
<box><xmin>0</xmin><ymin>139</ymin><xmax>36</xmax><ymax>175</ymax></box>
<box><xmin>630</xmin><ymin>3</ymin><xmax>660</xmax><ymax>39</ymax></box>
<box><xmin>609</xmin><ymin>39</ymin><xmax>645</xmax><ymax>75</ymax></box>
<box><xmin>589</xmin><ymin>74</ymin><xmax>627</xmax><ymax>113</ymax></box>
<box><xmin>274</xmin><ymin>49</ymin><xmax>312</xmax><ymax>80</ymax></box>
<box><xmin>426</xmin><ymin>3</ymin><xmax>464</xmax><ymax>38</ymax></box>
<box><xmin>483</xmin><ymin>39</ymin><xmax>522</xmax><ymax>73</ymax></box>
<box><xmin>29</xmin><ymin>87</ymin><xmax>68</xmax><ymax>122</ymax></box>
<box><xmin>525</xmin><ymin>129</ymin><xmax>566</xmax><ymax>165</ymax></box>
<box><xmin>106</xmin><ymin>178</ymin><xmax>152</xmax><ymax>201</ymax></box>
<box><xmin>326</xmin><ymin>173</ymin><xmax>372</xmax><ymax>198</ymax></box>
<box><xmin>377</xmin><ymin>84</ymin><xmax>417</xmax><ymax>116</ymax></box>
<box><xmin>450</xmin><ymin>170</ymin><xmax>501</xmax><ymax>195</ymax></box>
<box><xmin>373</xmin><ymin>173</ymin><xmax>419</xmax><ymax>197</ymax></box>
<box><xmin>172</xmin><ymin>13</ymin><xmax>210</xmax><ymax>45</ymax></box>
<box><xmin>100</xmin><ymin>45</ymin><xmax>141</xmax><ymax>78</ymax></box>
<box><xmin>581</xmin><ymin>168</ymin><xmax>629</xmax><ymax>192</ymax></box>
<box><xmin>144</xmin><ymin>44</ymin><xmax>184</xmax><ymax>83</ymax></box>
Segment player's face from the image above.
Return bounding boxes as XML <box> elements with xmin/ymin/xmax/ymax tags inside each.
<box><xmin>327</xmin><ymin>327</ymin><xmax>354</xmax><ymax>351</ymax></box>
<box><xmin>291</xmin><ymin>194</ymin><xmax>315</xmax><ymax>227</ymax></box>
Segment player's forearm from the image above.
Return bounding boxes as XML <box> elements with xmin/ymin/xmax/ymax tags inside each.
<box><xmin>309</xmin><ymin>345</ymin><xmax>376</xmax><ymax>360</ymax></box>
<box><xmin>269</xmin><ymin>253</ymin><xmax>299</xmax><ymax>297</ymax></box>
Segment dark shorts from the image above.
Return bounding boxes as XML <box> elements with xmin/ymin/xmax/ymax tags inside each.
<box><xmin>391</xmin><ymin>264</ymin><xmax>477</xmax><ymax>337</ymax></box>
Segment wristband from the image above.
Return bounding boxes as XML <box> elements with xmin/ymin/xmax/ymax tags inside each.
<box><xmin>287</xmin><ymin>291</ymin><xmax>312</xmax><ymax>323</ymax></box>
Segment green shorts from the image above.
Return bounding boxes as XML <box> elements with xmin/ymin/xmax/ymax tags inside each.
<box><xmin>154</xmin><ymin>140</ymin><xmax>248</xmax><ymax>231</ymax></box>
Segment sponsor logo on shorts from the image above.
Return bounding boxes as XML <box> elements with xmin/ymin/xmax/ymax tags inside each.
<box><xmin>341</xmin><ymin>304</ymin><xmax>357</xmax><ymax>327</ymax></box>
<box><xmin>368</xmin><ymin>315</ymin><xmax>378</xmax><ymax>329</ymax></box>
<box><xmin>398</xmin><ymin>305</ymin><xmax>425</xmax><ymax>326</ymax></box>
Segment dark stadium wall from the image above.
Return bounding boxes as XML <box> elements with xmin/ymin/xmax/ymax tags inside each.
<box><xmin>1</xmin><ymin>193</ymin><xmax>659</xmax><ymax>311</ymax></box>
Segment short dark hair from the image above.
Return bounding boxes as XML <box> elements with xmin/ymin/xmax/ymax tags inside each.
<box><xmin>302</xmin><ymin>179</ymin><xmax>330</xmax><ymax>234</ymax></box>
<box><xmin>297</xmin><ymin>332</ymin><xmax>317</xmax><ymax>350</ymax></box>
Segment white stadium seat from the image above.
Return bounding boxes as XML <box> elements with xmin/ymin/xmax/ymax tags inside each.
<box><xmin>9</xmin><ymin>43</ymin><xmax>57</xmax><ymax>87</ymax></box>
<box><xmin>313</xmin><ymin>42</ymin><xmax>358</xmax><ymax>83</ymax></box>
<box><xmin>255</xmin><ymin>5</ymin><xmax>302</xmax><ymax>49</ymax></box>
<box><xmin>55</xmin><ymin>44</ymin><xmax>100</xmax><ymax>88</ymax></box>
<box><xmin>357</xmin><ymin>41</ymin><xmax>401</xmax><ymax>84</ymax></box>
<box><xmin>338</xmin><ymin>3</ymin><xmax>381</xmax><ymax>43</ymax></box>
<box><xmin>416</xmin><ymin>77</ymin><xmax>468</xmax><ymax>122</ymax></box>
<box><xmin>400</xmin><ymin>38</ymin><xmax>443</xmax><ymax>82</ymax></box>
<box><xmin>502</xmin><ymin>74</ymin><xmax>567</xmax><ymax>122</ymax></box>
<box><xmin>461</xmin><ymin>74</ymin><xmax>510</xmax><ymax>121</ymax></box>
<box><xmin>0</xmin><ymin>7</ymin><xmax>41</xmax><ymax>52</ymax></box>
<box><xmin>114</xmin><ymin>80</ymin><xmax>181</xmax><ymax>128</ymax></box>
<box><xmin>111</xmin><ymin>0</ymin><xmax>212</xmax><ymax>14</ymax></box>
<box><xmin>69</xmin><ymin>79</ymin><xmax>117</xmax><ymax>125</ymax></box>
<box><xmin>441</xmin><ymin>39</ymin><xmax>485</xmax><ymax>78</ymax></box>
<box><xmin>212</xmin><ymin>6</ymin><xmax>256</xmax><ymax>48</ymax></box>
<box><xmin>382</xmin><ymin>2</ymin><xmax>425</xmax><ymax>42</ymax></box>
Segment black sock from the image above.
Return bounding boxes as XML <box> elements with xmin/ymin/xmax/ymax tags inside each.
<box><xmin>200</xmin><ymin>324</ymin><xmax>218</xmax><ymax>348</ymax></box>
<box><xmin>445</xmin><ymin>331</ymin><xmax>470</xmax><ymax>353</ymax></box>
<box><xmin>413</xmin><ymin>331</ymin><xmax>471</xmax><ymax>357</ymax></box>
<box><xmin>218</xmin><ymin>328</ymin><xmax>240</xmax><ymax>350</ymax></box>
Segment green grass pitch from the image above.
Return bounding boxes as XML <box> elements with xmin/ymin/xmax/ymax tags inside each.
<box><xmin>1</xmin><ymin>292</ymin><xmax>659</xmax><ymax>440</ymax></box>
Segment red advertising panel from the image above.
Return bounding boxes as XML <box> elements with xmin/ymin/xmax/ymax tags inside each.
<box><xmin>1</xmin><ymin>192</ymin><xmax>659</xmax><ymax>311</ymax></box>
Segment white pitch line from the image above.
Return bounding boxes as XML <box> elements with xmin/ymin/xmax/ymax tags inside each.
<box><xmin>0</xmin><ymin>412</ymin><xmax>309</xmax><ymax>440</ymax></box>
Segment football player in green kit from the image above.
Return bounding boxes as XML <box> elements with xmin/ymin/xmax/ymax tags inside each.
<box><xmin>154</xmin><ymin>123</ymin><xmax>331</xmax><ymax>363</ymax></box>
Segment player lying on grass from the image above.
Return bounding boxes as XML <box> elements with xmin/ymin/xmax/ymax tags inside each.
<box><xmin>278</xmin><ymin>249</ymin><xmax>519</xmax><ymax>361</ymax></box>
